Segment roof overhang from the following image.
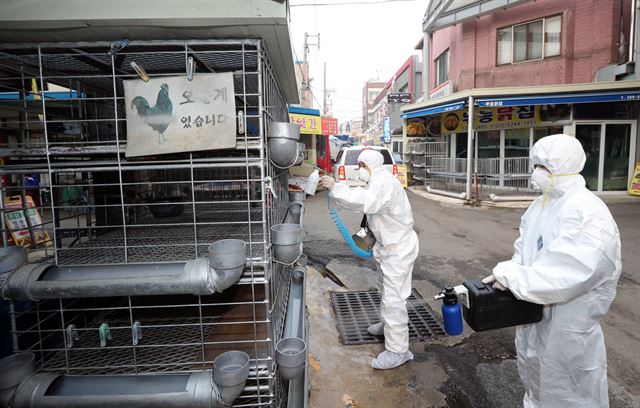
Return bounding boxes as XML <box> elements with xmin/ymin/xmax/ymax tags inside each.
<box><xmin>423</xmin><ymin>0</ymin><xmax>533</xmax><ymax>33</ymax></box>
<box><xmin>0</xmin><ymin>0</ymin><xmax>299</xmax><ymax>103</ymax></box>
<box><xmin>401</xmin><ymin>80</ymin><xmax>640</xmax><ymax>118</ymax></box>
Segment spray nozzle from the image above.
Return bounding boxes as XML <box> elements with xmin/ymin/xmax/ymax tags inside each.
<box><xmin>435</xmin><ymin>284</ymin><xmax>470</xmax><ymax>308</ymax></box>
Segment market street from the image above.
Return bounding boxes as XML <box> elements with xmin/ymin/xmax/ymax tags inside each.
<box><xmin>303</xmin><ymin>190</ymin><xmax>640</xmax><ymax>408</ymax></box>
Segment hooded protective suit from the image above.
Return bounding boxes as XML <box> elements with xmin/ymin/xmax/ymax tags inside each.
<box><xmin>330</xmin><ymin>149</ymin><xmax>419</xmax><ymax>358</ymax></box>
<box><xmin>492</xmin><ymin>134</ymin><xmax>622</xmax><ymax>408</ymax></box>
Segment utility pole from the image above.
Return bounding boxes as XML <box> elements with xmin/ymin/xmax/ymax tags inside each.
<box><xmin>323</xmin><ymin>62</ymin><xmax>327</xmax><ymax>115</ymax></box>
<box><xmin>302</xmin><ymin>32</ymin><xmax>320</xmax><ymax>108</ymax></box>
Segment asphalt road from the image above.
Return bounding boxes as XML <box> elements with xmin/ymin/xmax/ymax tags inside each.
<box><xmin>303</xmin><ymin>189</ymin><xmax>640</xmax><ymax>408</ymax></box>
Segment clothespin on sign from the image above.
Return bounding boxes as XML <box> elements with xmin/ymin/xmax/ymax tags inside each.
<box><xmin>131</xmin><ymin>61</ymin><xmax>149</xmax><ymax>82</ymax></box>
<box><xmin>186</xmin><ymin>56</ymin><xmax>195</xmax><ymax>82</ymax></box>
<box><xmin>237</xmin><ymin>110</ymin><xmax>245</xmax><ymax>135</ymax></box>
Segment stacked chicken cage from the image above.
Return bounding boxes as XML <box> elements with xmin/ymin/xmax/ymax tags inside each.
<box><xmin>0</xmin><ymin>40</ymin><xmax>307</xmax><ymax>408</ymax></box>
<box><xmin>408</xmin><ymin>140</ymin><xmax>428</xmax><ymax>182</ymax></box>
<box><xmin>408</xmin><ymin>138</ymin><xmax>448</xmax><ymax>187</ymax></box>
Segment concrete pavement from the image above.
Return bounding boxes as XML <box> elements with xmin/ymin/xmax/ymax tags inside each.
<box><xmin>302</xmin><ymin>189</ymin><xmax>640</xmax><ymax>408</ymax></box>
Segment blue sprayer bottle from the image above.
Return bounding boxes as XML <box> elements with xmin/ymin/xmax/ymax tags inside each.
<box><xmin>440</xmin><ymin>285</ymin><xmax>463</xmax><ymax>335</ymax></box>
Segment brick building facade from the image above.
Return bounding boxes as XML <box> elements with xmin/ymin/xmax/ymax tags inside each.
<box><xmin>428</xmin><ymin>0</ymin><xmax>633</xmax><ymax>94</ymax></box>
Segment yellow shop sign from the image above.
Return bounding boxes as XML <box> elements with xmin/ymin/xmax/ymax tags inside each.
<box><xmin>441</xmin><ymin>104</ymin><xmax>571</xmax><ymax>134</ymax></box>
<box><xmin>289</xmin><ymin>113</ymin><xmax>322</xmax><ymax>134</ymax></box>
<box><xmin>629</xmin><ymin>162</ymin><xmax>640</xmax><ymax>196</ymax></box>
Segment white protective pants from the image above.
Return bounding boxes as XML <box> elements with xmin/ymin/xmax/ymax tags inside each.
<box><xmin>375</xmin><ymin>231</ymin><xmax>418</xmax><ymax>354</ymax></box>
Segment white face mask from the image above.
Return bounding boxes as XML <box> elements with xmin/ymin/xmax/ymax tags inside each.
<box><xmin>531</xmin><ymin>167</ymin><xmax>553</xmax><ymax>190</ymax></box>
<box><xmin>357</xmin><ymin>167</ymin><xmax>371</xmax><ymax>183</ymax></box>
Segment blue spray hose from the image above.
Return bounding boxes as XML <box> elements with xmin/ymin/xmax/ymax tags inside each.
<box><xmin>327</xmin><ymin>192</ymin><xmax>373</xmax><ymax>259</ymax></box>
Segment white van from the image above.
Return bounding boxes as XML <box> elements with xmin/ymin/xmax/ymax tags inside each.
<box><xmin>332</xmin><ymin>146</ymin><xmax>397</xmax><ymax>187</ymax></box>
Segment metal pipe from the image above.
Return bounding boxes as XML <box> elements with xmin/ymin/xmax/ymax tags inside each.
<box><xmin>4</xmin><ymin>260</ymin><xmax>206</xmax><ymax>300</ymax></box>
<box><xmin>276</xmin><ymin>267</ymin><xmax>307</xmax><ymax>382</ymax></box>
<box><xmin>630</xmin><ymin>0</ymin><xmax>636</xmax><ymax>63</ymax></box>
<box><xmin>286</xmin><ymin>266</ymin><xmax>308</xmax><ymax>408</ymax></box>
<box><xmin>423</xmin><ymin>31</ymin><xmax>431</xmax><ymax>99</ymax></box>
<box><xmin>0</xmin><ymin>186</ymin><xmax>6</xmax><ymax>248</ymax></box>
<box><xmin>283</xmin><ymin>267</ymin><xmax>305</xmax><ymax>339</ymax></box>
<box><xmin>489</xmin><ymin>194</ymin><xmax>535</xmax><ymax>202</ymax></box>
<box><xmin>4</xmin><ymin>259</ymin><xmax>244</xmax><ymax>300</ymax></box>
<box><xmin>426</xmin><ymin>186</ymin><xmax>467</xmax><ymax>200</ymax></box>
<box><xmin>4</xmin><ymin>239</ymin><xmax>247</xmax><ymax>301</ymax></box>
<box><xmin>283</xmin><ymin>202</ymin><xmax>303</xmax><ymax>225</ymax></box>
<box><xmin>6</xmin><ymin>351</ymin><xmax>250</xmax><ymax>408</ymax></box>
<box><xmin>465</xmin><ymin>96</ymin><xmax>474</xmax><ymax>201</ymax></box>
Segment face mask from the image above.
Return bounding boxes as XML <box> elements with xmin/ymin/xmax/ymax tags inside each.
<box><xmin>358</xmin><ymin>167</ymin><xmax>371</xmax><ymax>183</ymax></box>
<box><xmin>530</xmin><ymin>167</ymin><xmax>553</xmax><ymax>190</ymax></box>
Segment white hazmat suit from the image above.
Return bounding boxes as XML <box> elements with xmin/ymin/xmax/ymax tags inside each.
<box><xmin>488</xmin><ymin>134</ymin><xmax>622</xmax><ymax>407</ymax></box>
<box><xmin>323</xmin><ymin>149</ymin><xmax>419</xmax><ymax>369</ymax></box>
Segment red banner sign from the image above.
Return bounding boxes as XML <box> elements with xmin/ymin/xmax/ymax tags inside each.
<box><xmin>321</xmin><ymin>116</ymin><xmax>338</xmax><ymax>135</ymax></box>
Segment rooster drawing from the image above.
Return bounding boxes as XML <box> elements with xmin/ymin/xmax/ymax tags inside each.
<box><xmin>130</xmin><ymin>83</ymin><xmax>173</xmax><ymax>144</ymax></box>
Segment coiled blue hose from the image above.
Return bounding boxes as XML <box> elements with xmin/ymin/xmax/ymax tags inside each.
<box><xmin>328</xmin><ymin>192</ymin><xmax>373</xmax><ymax>259</ymax></box>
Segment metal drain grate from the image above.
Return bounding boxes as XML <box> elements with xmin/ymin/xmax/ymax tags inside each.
<box><xmin>330</xmin><ymin>289</ymin><xmax>446</xmax><ymax>346</ymax></box>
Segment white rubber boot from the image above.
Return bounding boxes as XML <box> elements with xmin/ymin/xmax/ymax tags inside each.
<box><xmin>367</xmin><ymin>322</ymin><xmax>384</xmax><ymax>336</ymax></box>
<box><xmin>371</xmin><ymin>350</ymin><xmax>413</xmax><ymax>370</ymax></box>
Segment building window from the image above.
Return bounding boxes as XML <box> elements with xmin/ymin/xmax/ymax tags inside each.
<box><xmin>497</xmin><ymin>15</ymin><xmax>562</xmax><ymax>65</ymax></box>
<box><xmin>435</xmin><ymin>49</ymin><xmax>449</xmax><ymax>87</ymax></box>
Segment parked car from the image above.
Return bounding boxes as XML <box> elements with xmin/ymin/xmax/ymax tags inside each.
<box><xmin>329</xmin><ymin>135</ymin><xmax>342</xmax><ymax>161</ymax></box>
<box><xmin>332</xmin><ymin>146</ymin><xmax>398</xmax><ymax>187</ymax></box>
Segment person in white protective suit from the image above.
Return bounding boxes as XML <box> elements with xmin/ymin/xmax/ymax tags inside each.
<box><xmin>483</xmin><ymin>134</ymin><xmax>622</xmax><ymax>408</ymax></box>
<box><xmin>319</xmin><ymin>149</ymin><xmax>419</xmax><ymax>370</ymax></box>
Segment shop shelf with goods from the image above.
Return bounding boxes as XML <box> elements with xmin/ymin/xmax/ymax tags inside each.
<box><xmin>0</xmin><ymin>40</ymin><xmax>307</xmax><ymax>408</ymax></box>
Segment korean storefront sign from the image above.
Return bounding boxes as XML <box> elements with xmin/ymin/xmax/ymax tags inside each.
<box><xmin>321</xmin><ymin>116</ymin><xmax>338</xmax><ymax>135</ymax></box>
<box><xmin>396</xmin><ymin>164</ymin><xmax>408</xmax><ymax>189</ymax></box>
<box><xmin>289</xmin><ymin>113</ymin><xmax>321</xmax><ymax>134</ymax></box>
<box><xmin>629</xmin><ymin>162</ymin><xmax>640</xmax><ymax>196</ymax></box>
<box><xmin>383</xmin><ymin>117</ymin><xmax>391</xmax><ymax>144</ymax></box>
<box><xmin>124</xmin><ymin>73</ymin><xmax>237</xmax><ymax>157</ymax></box>
<box><xmin>440</xmin><ymin>104</ymin><xmax>572</xmax><ymax>134</ymax></box>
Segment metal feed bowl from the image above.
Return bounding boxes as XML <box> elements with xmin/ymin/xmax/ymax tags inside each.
<box><xmin>275</xmin><ymin>337</ymin><xmax>307</xmax><ymax>380</ymax></box>
<box><xmin>269</xmin><ymin>137</ymin><xmax>301</xmax><ymax>168</ymax></box>
<box><xmin>267</xmin><ymin>122</ymin><xmax>300</xmax><ymax>141</ymax></box>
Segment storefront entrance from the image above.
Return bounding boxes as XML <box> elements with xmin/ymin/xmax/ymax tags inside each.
<box><xmin>570</xmin><ymin>122</ymin><xmax>636</xmax><ymax>191</ymax></box>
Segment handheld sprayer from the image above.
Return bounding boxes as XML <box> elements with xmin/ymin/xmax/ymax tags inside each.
<box><xmin>327</xmin><ymin>192</ymin><xmax>373</xmax><ymax>259</ymax></box>
<box><xmin>434</xmin><ymin>279</ymin><xmax>543</xmax><ymax>334</ymax></box>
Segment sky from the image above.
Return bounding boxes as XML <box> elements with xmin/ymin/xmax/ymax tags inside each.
<box><xmin>289</xmin><ymin>0</ymin><xmax>427</xmax><ymax>125</ymax></box>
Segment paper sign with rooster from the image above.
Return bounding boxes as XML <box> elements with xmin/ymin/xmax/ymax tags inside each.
<box><xmin>124</xmin><ymin>73</ymin><xmax>236</xmax><ymax>157</ymax></box>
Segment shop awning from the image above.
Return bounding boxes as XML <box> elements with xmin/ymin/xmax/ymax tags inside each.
<box><xmin>476</xmin><ymin>90</ymin><xmax>640</xmax><ymax>107</ymax></box>
<box><xmin>401</xmin><ymin>80</ymin><xmax>640</xmax><ymax>118</ymax></box>
<box><xmin>401</xmin><ymin>101</ymin><xmax>466</xmax><ymax>119</ymax></box>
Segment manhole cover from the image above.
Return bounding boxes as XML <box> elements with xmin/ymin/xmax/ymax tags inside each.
<box><xmin>330</xmin><ymin>289</ymin><xmax>446</xmax><ymax>346</ymax></box>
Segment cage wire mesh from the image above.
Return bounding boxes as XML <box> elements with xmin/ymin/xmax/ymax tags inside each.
<box><xmin>0</xmin><ymin>39</ymin><xmax>299</xmax><ymax>407</ymax></box>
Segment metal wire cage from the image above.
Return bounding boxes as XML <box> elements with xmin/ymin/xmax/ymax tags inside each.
<box><xmin>0</xmin><ymin>39</ymin><xmax>299</xmax><ymax>407</ymax></box>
